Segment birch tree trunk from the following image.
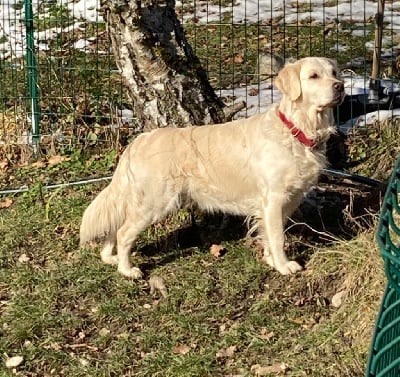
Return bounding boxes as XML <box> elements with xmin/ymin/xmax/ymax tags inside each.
<box><xmin>100</xmin><ymin>0</ymin><xmax>244</xmax><ymax>131</ymax></box>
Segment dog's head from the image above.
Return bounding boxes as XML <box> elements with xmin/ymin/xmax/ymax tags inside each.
<box><xmin>275</xmin><ymin>57</ymin><xmax>345</xmax><ymax>111</ymax></box>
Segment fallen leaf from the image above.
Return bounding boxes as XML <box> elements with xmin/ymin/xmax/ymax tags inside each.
<box><xmin>292</xmin><ymin>318</ymin><xmax>303</xmax><ymax>325</ymax></box>
<box><xmin>148</xmin><ymin>276</ymin><xmax>168</xmax><ymax>298</ymax></box>
<box><xmin>302</xmin><ymin>319</ymin><xmax>317</xmax><ymax>330</ymax></box>
<box><xmin>78</xmin><ymin>331</ymin><xmax>86</xmax><ymax>340</ymax></box>
<box><xmin>0</xmin><ymin>198</ymin><xmax>13</xmax><ymax>209</ymax></box>
<box><xmin>233</xmin><ymin>54</ymin><xmax>244</xmax><ymax>64</ymax></box>
<box><xmin>68</xmin><ymin>343</ymin><xmax>98</xmax><ymax>351</ymax></box>
<box><xmin>250</xmin><ymin>238</ymin><xmax>264</xmax><ymax>258</ymax></box>
<box><xmin>99</xmin><ymin>328</ymin><xmax>110</xmax><ymax>337</ymax></box>
<box><xmin>331</xmin><ymin>290</ymin><xmax>346</xmax><ymax>308</ymax></box>
<box><xmin>50</xmin><ymin>342</ymin><xmax>62</xmax><ymax>351</ymax></box>
<box><xmin>173</xmin><ymin>344</ymin><xmax>191</xmax><ymax>355</ymax></box>
<box><xmin>224</xmin><ymin>53</ymin><xmax>244</xmax><ymax>65</ymax></box>
<box><xmin>18</xmin><ymin>254</ymin><xmax>30</xmax><ymax>263</ymax></box>
<box><xmin>259</xmin><ymin>328</ymin><xmax>274</xmax><ymax>340</ymax></box>
<box><xmin>292</xmin><ymin>317</ymin><xmax>316</xmax><ymax>330</ymax></box>
<box><xmin>31</xmin><ymin>160</ymin><xmax>46</xmax><ymax>168</ymax></box>
<box><xmin>251</xmin><ymin>362</ymin><xmax>288</xmax><ymax>375</ymax></box>
<box><xmin>0</xmin><ymin>160</ymin><xmax>8</xmax><ymax>170</ymax></box>
<box><xmin>216</xmin><ymin>345</ymin><xmax>237</xmax><ymax>359</ymax></box>
<box><xmin>79</xmin><ymin>358</ymin><xmax>89</xmax><ymax>367</ymax></box>
<box><xmin>219</xmin><ymin>323</ymin><xmax>227</xmax><ymax>334</ymax></box>
<box><xmin>47</xmin><ymin>155</ymin><xmax>69</xmax><ymax>166</ymax></box>
<box><xmin>5</xmin><ymin>355</ymin><xmax>24</xmax><ymax>368</ymax></box>
<box><xmin>210</xmin><ymin>244</ymin><xmax>227</xmax><ymax>258</ymax></box>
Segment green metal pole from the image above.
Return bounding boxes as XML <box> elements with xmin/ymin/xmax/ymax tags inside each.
<box><xmin>25</xmin><ymin>0</ymin><xmax>40</xmax><ymax>150</ymax></box>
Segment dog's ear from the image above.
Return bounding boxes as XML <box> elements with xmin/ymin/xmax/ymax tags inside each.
<box><xmin>274</xmin><ymin>62</ymin><xmax>301</xmax><ymax>101</ymax></box>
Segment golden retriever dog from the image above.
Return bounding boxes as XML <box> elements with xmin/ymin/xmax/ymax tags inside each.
<box><xmin>80</xmin><ymin>57</ymin><xmax>345</xmax><ymax>278</ymax></box>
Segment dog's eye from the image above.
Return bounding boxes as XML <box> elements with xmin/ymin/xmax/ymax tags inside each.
<box><xmin>332</xmin><ymin>69</ymin><xmax>337</xmax><ymax>77</ymax></box>
<box><xmin>309</xmin><ymin>73</ymin><xmax>319</xmax><ymax>79</ymax></box>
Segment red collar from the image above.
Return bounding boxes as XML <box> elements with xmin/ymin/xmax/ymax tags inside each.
<box><xmin>278</xmin><ymin>110</ymin><xmax>315</xmax><ymax>148</ymax></box>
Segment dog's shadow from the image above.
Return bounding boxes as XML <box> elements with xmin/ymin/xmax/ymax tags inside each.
<box><xmin>137</xmin><ymin>213</ymin><xmax>247</xmax><ymax>273</ymax></box>
<box><xmin>136</xmin><ymin>177</ymin><xmax>382</xmax><ymax>275</ymax></box>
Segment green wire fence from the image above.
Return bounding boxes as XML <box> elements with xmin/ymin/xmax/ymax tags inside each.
<box><xmin>0</xmin><ymin>0</ymin><xmax>399</xmax><ymax>157</ymax></box>
<box><xmin>0</xmin><ymin>0</ymin><xmax>128</xmax><ymax>155</ymax></box>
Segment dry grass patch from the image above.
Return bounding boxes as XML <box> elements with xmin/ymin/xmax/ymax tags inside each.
<box><xmin>306</xmin><ymin>229</ymin><xmax>385</xmax><ymax>348</ymax></box>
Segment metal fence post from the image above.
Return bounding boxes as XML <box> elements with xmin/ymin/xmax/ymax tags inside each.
<box><xmin>25</xmin><ymin>0</ymin><xmax>40</xmax><ymax>151</ymax></box>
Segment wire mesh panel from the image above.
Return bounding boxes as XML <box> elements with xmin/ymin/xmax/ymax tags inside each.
<box><xmin>367</xmin><ymin>157</ymin><xmax>400</xmax><ymax>376</ymax></box>
<box><xmin>366</xmin><ymin>285</ymin><xmax>400</xmax><ymax>377</ymax></box>
<box><xmin>179</xmin><ymin>0</ymin><xmax>400</xmax><ymax>123</ymax></box>
<box><xmin>377</xmin><ymin>157</ymin><xmax>400</xmax><ymax>294</ymax></box>
<box><xmin>0</xmin><ymin>0</ymin><xmax>399</xmax><ymax>153</ymax></box>
<box><xmin>0</xmin><ymin>0</ymin><xmax>129</xmax><ymax>155</ymax></box>
<box><xmin>0</xmin><ymin>1</ymin><xmax>28</xmax><ymax>149</ymax></box>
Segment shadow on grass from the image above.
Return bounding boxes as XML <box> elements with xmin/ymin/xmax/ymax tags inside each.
<box><xmin>137</xmin><ymin>213</ymin><xmax>247</xmax><ymax>275</ymax></box>
<box><xmin>135</xmin><ymin>176</ymin><xmax>383</xmax><ymax>276</ymax></box>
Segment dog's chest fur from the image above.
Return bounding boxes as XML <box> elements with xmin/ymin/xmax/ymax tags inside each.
<box><xmin>284</xmin><ymin>146</ymin><xmax>325</xmax><ymax>191</ymax></box>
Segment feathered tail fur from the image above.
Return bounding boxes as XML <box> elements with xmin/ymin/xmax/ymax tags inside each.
<box><xmin>79</xmin><ymin>184</ymin><xmax>125</xmax><ymax>246</ymax></box>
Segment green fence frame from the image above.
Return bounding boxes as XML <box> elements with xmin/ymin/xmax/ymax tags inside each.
<box><xmin>25</xmin><ymin>0</ymin><xmax>40</xmax><ymax>150</ymax></box>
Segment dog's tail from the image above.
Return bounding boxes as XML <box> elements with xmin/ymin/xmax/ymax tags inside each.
<box><xmin>79</xmin><ymin>184</ymin><xmax>125</xmax><ymax>246</ymax></box>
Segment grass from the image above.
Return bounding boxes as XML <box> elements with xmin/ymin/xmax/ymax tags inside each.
<box><xmin>0</xmin><ymin>4</ymin><xmax>396</xmax><ymax>376</ymax></box>
<box><xmin>0</xmin><ymin>152</ymin><xmax>386</xmax><ymax>376</ymax></box>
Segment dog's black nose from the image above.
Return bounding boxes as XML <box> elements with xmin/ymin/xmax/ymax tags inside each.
<box><xmin>333</xmin><ymin>81</ymin><xmax>344</xmax><ymax>93</ymax></box>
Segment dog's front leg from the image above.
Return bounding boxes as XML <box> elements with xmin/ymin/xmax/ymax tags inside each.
<box><xmin>261</xmin><ymin>193</ymin><xmax>302</xmax><ymax>275</ymax></box>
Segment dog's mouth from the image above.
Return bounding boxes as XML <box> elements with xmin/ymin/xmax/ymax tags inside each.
<box><xmin>324</xmin><ymin>90</ymin><xmax>345</xmax><ymax>108</ymax></box>
<box><xmin>332</xmin><ymin>91</ymin><xmax>346</xmax><ymax>105</ymax></box>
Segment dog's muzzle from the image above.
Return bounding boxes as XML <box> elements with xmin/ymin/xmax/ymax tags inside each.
<box><xmin>332</xmin><ymin>81</ymin><xmax>345</xmax><ymax>105</ymax></box>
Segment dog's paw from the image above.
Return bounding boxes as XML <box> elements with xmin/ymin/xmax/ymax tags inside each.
<box><xmin>276</xmin><ymin>261</ymin><xmax>303</xmax><ymax>275</ymax></box>
<box><xmin>262</xmin><ymin>254</ymin><xmax>274</xmax><ymax>268</ymax></box>
<box><xmin>118</xmin><ymin>266</ymin><xmax>143</xmax><ymax>279</ymax></box>
<box><xmin>101</xmin><ymin>254</ymin><xmax>119</xmax><ymax>265</ymax></box>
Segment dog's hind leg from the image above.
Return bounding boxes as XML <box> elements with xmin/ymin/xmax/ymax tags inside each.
<box><xmin>116</xmin><ymin>214</ymin><xmax>151</xmax><ymax>279</ymax></box>
<box><xmin>115</xmin><ymin>186</ymin><xmax>180</xmax><ymax>278</ymax></box>
<box><xmin>100</xmin><ymin>235</ymin><xmax>118</xmax><ymax>265</ymax></box>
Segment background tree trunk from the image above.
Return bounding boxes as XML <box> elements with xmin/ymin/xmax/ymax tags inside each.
<box><xmin>100</xmin><ymin>0</ymin><xmax>244</xmax><ymax>132</ymax></box>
